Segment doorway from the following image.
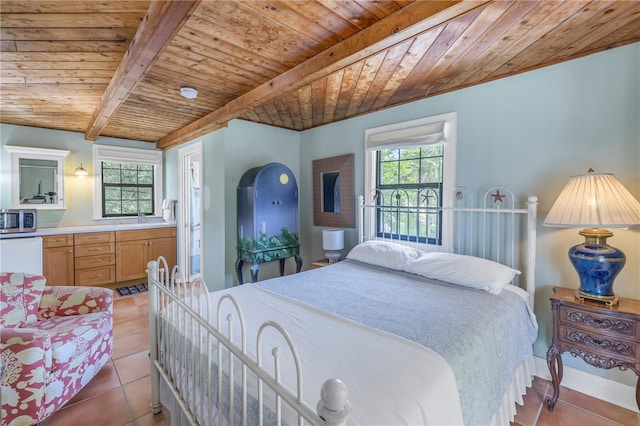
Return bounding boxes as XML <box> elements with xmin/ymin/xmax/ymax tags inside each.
<box><xmin>178</xmin><ymin>142</ymin><xmax>203</xmax><ymax>281</ymax></box>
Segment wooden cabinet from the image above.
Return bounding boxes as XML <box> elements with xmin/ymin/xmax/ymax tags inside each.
<box><xmin>115</xmin><ymin>227</ymin><xmax>176</xmax><ymax>282</ymax></box>
<box><xmin>546</xmin><ymin>287</ymin><xmax>640</xmax><ymax>411</ymax></box>
<box><xmin>43</xmin><ymin>234</ymin><xmax>74</xmax><ymax>286</ymax></box>
<box><xmin>74</xmin><ymin>231</ymin><xmax>115</xmax><ymax>286</ymax></box>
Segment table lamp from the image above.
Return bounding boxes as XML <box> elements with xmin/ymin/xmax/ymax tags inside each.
<box><xmin>544</xmin><ymin>169</ymin><xmax>640</xmax><ymax>305</ymax></box>
<box><xmin>323</xmin><ymin>229</ymin><xmax>344</xmax><ymax>264</ymax></box>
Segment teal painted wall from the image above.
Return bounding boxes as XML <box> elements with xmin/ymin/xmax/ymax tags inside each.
<box><xmin>0</xmin><ymin>125</ymin><xmax>158</xmax><ymax>227</ymax></box>
<box><xmin>298</xmin><ymin>42</ymin><xmax>640</xmax><ymax>388</ymax></box>
<box><xmin>2</xmin><ymin>42</ymin><xmax>638</xmax><ymax>390</ymax></box>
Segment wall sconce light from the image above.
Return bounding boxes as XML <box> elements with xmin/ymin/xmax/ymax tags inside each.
<box><xmin>74</xmin><ymin>163</ymin><xmax>88</xmax><ymax>178</ymax></box>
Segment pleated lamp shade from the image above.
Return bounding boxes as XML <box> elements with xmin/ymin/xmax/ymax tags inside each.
<box><xmin>544</xmin><ymin>171</ymin><xmax>640</xmax><ymax>227</ymax></box>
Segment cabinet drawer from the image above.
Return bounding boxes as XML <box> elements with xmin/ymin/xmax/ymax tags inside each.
<box><xmin>74</xmin><ymin>232</ymin><xmax>114</xmax><ymax>245</ymax></box>
<box><xmin>116</xmin><ymin>227</ymin><xmax>176</xmax><ymax>242</ymax></box>
<box><xmin>43</xmin><ymin>234</ymin><xmax>73</xmax><ymax>248</ymax></box>
<box><xmin>559</xmin><ymin>306</ymin><xmax>638</xmax><ymax>339</ymax></box>
<box><xmin>75</xmin><ymin>254</ymin><xmax>115</xmax><ymax>270</ymax></box>
<box><xmin>75</xmin><ymin>265</ymin><xmax>115</xmax><ymax>286</ymax></box>
<box><xmin>74</xmin><ymin>242</ymin><xmax>115</xmax><ymax>258</ymax></box>
<box><xmin>559</xmin><ymin>325</ymin><xmax>637</xmax><ymax>361</ymax></box>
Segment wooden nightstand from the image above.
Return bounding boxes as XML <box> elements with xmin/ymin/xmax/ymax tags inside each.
<box><xmin>546</xmin><ymin>287</ymin><xmax>640</xmax><ymax>411</ymax></box>
<box><xmin>311</xmin><ymin>259</ymin><xmax>333</xmax><ymax>268</ymax></box>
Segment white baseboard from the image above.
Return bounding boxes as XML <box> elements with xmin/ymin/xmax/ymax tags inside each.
<box><xmin>533</xmin><ymin>356</ymin><xmax>639</xmax><ymax>413</ymax></box>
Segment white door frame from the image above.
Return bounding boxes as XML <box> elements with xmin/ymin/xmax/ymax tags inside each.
<box><xmin>178</xmin><ymin>141</ymin><xmax>203</xmax><ymax>281</ymax></box>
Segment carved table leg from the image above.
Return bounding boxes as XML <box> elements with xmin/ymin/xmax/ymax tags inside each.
<box><xmin>279</xmin><ymin>258</ymin><xmax>285</xmax><ymax>276</ymax></box>
<box><xmin>235</xmin><ymin>259</ymin><xmax>244</xmax><ymax>285</ymax></box>
<box><xmin>250</xmin><ymin>263</ymin><xmax>259</xmax><ymax>283</ymax></box>
<box><xmin>294</xmin><ymin>255</ymin><xmax>303</xmax><ymax>273</ymax></box>
<box><xmin>546</xmin><ymin>339</ymin><xmax>563</xmax><ymax>411</ymax></box>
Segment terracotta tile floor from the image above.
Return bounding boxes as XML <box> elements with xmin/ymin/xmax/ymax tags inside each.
<box><xmin>40</xmin><ymin>290</ymin><xmax>639</xmax><ymax>426</ymax></box>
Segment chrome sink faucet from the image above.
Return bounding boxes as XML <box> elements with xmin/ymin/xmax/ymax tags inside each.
<box><xmin>137</xmin><ymin>210</ymin><xmax>146</xmax><ymax>223</ymax></box>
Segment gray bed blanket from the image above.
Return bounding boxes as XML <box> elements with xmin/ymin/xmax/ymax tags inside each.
<box><xmin>257</xmin><ymin>259</ymin><xmax>538</xmax><ymax>425</ymax></box>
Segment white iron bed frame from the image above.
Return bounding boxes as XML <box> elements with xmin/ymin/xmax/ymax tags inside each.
<box><xmin>147</xmin><ymin>186</ymin><xmax>538</xmax><ymax>425</ymax></box>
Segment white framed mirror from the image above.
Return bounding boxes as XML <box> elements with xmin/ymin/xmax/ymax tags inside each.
<box><xmin>4</xmin><ymin>146</ymin><xmax>70</xmax><ymax>210</ymax></box>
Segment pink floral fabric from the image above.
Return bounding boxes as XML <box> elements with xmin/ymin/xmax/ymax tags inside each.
<box><xmin>0</xmin><ymin>273</ymin><xmax>47</xmax><ymax>327</ymax></box>
<box><xmin>1</xmin><ymin>275</ymin><xmax>113</xmax><ymax>426</ymax></box>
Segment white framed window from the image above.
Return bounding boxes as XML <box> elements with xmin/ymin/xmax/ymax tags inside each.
<box><xmin>364</xmin><ymin>112</ymin><xmax>457</xmax><ymax>250</ymax></box>
<box><xmin>93</xmin><ymin>145</ymin><xmax>163</xmax><ymax>220</ymax></box>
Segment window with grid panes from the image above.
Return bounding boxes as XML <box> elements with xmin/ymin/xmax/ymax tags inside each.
<box><xmin>102</xmin><ymin>162</ymin><xmax>154</xmax><ymax>217</ymax></box>
<box><xmin>376</xmin><ymin>144</ymin><xmax>443</xmax><ymax>244</ymax></box>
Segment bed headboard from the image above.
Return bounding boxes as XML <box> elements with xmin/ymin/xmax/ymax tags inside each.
<box><xmin>357</xmin><ymin>186</ymin><xmax>538</xmax><ymax>308</ymax></box>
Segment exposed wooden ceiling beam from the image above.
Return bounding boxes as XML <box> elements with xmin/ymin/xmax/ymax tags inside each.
<box><xmin>157</xmin><ymin>0</ymin><xmax>489</xmax><ymax>149</ymax></box>
<box><xmin>85</xmin><ymin>0</ymin><xmax>200</xmax><ymax>141</ymax></box>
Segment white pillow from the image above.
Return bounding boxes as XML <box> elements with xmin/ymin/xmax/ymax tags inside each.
<box><xmin>346</xmin><ymin>240</ymin><xmax>424</xmax><ymax>271</ymax></box>
<box><xmin>403</xmin><ymin>252</ymin><xmax>520</xmax><ymax>294</ymax></box>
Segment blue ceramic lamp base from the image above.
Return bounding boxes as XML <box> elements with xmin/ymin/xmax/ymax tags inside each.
<box><xmin>570</xmin><ymin>228</ymin><xmax>624</xmax><ymax>306</ymax></box>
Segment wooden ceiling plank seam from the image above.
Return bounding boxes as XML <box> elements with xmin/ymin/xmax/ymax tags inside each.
<box><xmin>323</xmin><ymin>68</ymin><xmax>346</xmax><ymax>125</ymax></box>
<box><xmin>239</xmin><ymin>1</ymin><xmax>345</xmax><ymax>50</ymax></box>
<box><xmin>357</xmin><ymin>39</ymin><xmax>413</xmax><ymax>114</ymax></box>
<box><xmin>0</xmin><ymin>13</ymin><xmax>145</xmax><ymax>28</ymax></box>
<box><xmin>332</xmin><ymin>61</ymin><xmax>365</xmax><ymax>122</ymax></box>
<box><xmin>0</xmin><ymin>52</ymin><xmax>125</xmax><ymax>62</ymax></box>
<box><xmin>5</xmin><ymin>68</ymin><xmax>116</xmax><ymax>79</ymax></box>
<box><xmin>0</xmin><ymin>1</ymin><xmax>151</xmax><ymax>14</ymax></box>
<box><xmin>492</xmin><ymin>0</ymin><xmax>620</xmax><ymax>76</ymax></box>
<box><xmin>353</xmin><ymin>0</ymin><xmax>405</xmax><ymax>20</ymax></box>
<box><xmin>345</xmin><ymin>51</ymin><xmax>387</xmax><ymax>118</ymax></box>
<box><xmin>387</xmin><ymin>8</ymin><xmax>483</xmax><ymax>106</ymax></box>
<box><xmin>426</xmin><ymin>0</ymin><xmax>540</xmax><ymax>95</ymax></box>
<box><xmin>196</xmin><ymin>1</ymin><xmax>320</xmax><ymax>69</ymax></box>
<box><xmin>261</xmin><ymin>102</ymin><xmax>285</xmax><ymax>128</ymax></box>
<box><xmin>272</xmin><ymin>96</ymin><xmax>295</xmax><ymax>130</ymax></box>
<box><xmin>151</xmin><ymin>60</ymin><xmax>256</xmax><ymax>97</ymax></box>
<box><xmin>298</xmin><ymin>85</ymin><xmax>313</xmax><ymax>129</ymax></box>
<box><xmin>162</xmin><ymin>41</ymin><xmax>274</xmax><ymax>87</ymax></box>
<box><xmin>251</xmin><ymin>106</ymin><xmax>276</xmax><ymax>126</ymax></box>
<box><xmin>550</xmin><ymin>2</ymin><xmax>640</xmax><ymax>61</ymax></box>
<box><xmin>241</xmin><ymin>109</ymin><xmax>261</xmax><ymax>123</ymax></box>
<box><xmin>177</xmin><ymin>13</ymin><xmax>289</xmax><ymax>75</ymax></box>
<box><xmin>2</xmin><ymin>61</ymin><xmax>120</xmax><ymax>70</ymax></box>
<box><xmin>0</xmin><ymin>28</ymin><xmax>138</xmax><ymax>42</ymax></box>
<box><xmin>14</xmin><ymin>40</ymin><xmax>128</xmax><ymax>52</ymax></box>
<box><xmin>311</xmin><ymin>78</ymin><xmax>328</xmax><ymax>127</ymax></box>
<box><xmin>284</xmin><ymin>90</ymin><xmax>304</xmax><ymax>130</ymax></box>
<box><xmin>371</xmin><ymin>30</ymin><xmax>444</xmax><ymax>111</ymax></box>
<box><xmin>85</xmin><ymin>0</ymin><xmax>201</xmax><ymax>141</ymax></box>
<box><xmin>449</xmin><ymin>0</ymin><xmax>588</xmax><ymax>90</ymax></box>
<box><xmin>326</xmin><ymin>0</ymin><xmax>383</xmax><ymax>31</ymax></box>
<box><xmin>576</xmin><ymin>15</ymin><xmax>640</xmax><ymax>53</ymax></box>
<box><xmin>0</xmin><ymin>40</ymin><xmax>17</xmax><ymax>52</ymax></box>
<box><xmin>414</xmin><ymin>2</ymin><xmax>535</xmax><ymax>98</ymax></box>
<box><xmin>0</xmin><ymin>83</ymin><xmax>107</xmax><ymax>92</ymax></box>
<box><xmin>283</xmin><ymin>1</ymin><xmax>366</xmax><ymax>39</ymax></box>
<box><xmin>157</xmin><ymin>0</ymin><xmax>487</xmax><ymax>148</ymax></box>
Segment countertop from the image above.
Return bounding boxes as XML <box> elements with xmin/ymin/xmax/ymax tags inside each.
<box><xmin>0</xmin><ymin>221</ymin><xmax>176</xmax><ymax>239</ymax></box>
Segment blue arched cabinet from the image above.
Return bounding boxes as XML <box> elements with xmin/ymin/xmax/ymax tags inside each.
<box><xmin>235</xmin><ymin>163</ymin><xmax>302</xmax><ymax>284</ymax></box>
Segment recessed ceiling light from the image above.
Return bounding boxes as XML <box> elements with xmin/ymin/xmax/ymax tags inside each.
<box><xmin>180</xmin><ymin>87</ymin><xmax>198</xmax><ymax>99</ymax></box>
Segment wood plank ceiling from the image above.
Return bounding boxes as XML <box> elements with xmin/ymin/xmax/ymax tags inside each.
<box><xmin>1</xmin><ymin>1</ymin><xmax>639</xmax><ymax>150</ymax></box>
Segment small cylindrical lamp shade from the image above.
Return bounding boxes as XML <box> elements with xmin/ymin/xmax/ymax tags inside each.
<box><xmin>322</xmin><ymin>229</ymin><xmax>344</xmax><ymax>250</ymax></box>
<box><xmin>323</xmin><ymin>229</ymin><xmax>344</xmax><ymax>264</ymax></box>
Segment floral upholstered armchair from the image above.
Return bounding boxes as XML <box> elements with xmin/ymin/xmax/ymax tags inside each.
<box><xmin>0</xmin><ymin>272</ymin><xmax>113</xmax><ymax>426</ymax></box>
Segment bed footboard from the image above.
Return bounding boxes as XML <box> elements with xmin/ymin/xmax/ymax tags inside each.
<box><xmin>147</xmin><ymin>258</ymin><xmax>351</xmax><ymax>425</ymax></box>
